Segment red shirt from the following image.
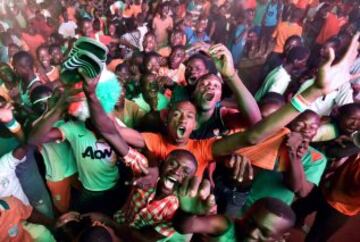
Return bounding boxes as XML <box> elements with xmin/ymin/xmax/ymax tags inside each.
<box><xmin>21</xmin><ymin>32</ymin><xmax>45</xmax><ymax>57</ymax></box>
<box><xmin>316</xmin><ymin>13</ymin><xmax>346</xmax><ymax>45</ymax></box>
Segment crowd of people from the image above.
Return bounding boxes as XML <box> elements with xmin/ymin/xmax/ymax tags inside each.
<box><xmin>0</xmin><ymin>0</ymin><xmax>359</xmax><ymax>241</ymax></box>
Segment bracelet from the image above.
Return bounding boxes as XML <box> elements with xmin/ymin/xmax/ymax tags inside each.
<box><xmin>4</xmin><ymin>118</ymin><xmax>21</xmax><ymax>133</ymax></box>
<box><xmin>290</xmin><ymin>94</ymin><xmax>310</xmax><ymax>113</ymax></box>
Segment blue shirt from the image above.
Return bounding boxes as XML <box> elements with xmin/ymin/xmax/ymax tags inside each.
<box><xmin>187</xmin><ymin>28</ymin><xmax>211</xmax><ymax>45</ymax></box>
<box><xmin>264</xmin><ymin>3</ymin><xmax>281</xmax><ymax>27</ymax></box>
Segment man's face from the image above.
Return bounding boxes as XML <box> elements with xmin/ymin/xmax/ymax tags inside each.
<box><xmin>288</xmin><ymin>112</ymin><xmax>320</xmax><ymax>142</ymax></box>
<box><xmin>170</xmin><ymin>32</ymin><xmax>184</xmax><ymax>46</ymax></box>
<box><xmin>239</xmin><ymin>207</ymin><xmax>292</xmax><ymax>242</ymax></box>
<box><xmin>167</xmin><ymin>102</ymin><xmax>197</xmax><ymax>144</ymax></box>
<box><xmin>169</xmin><ymin>48</ymin><xmax>185</xmax><ymax>69</ymax></box>
<box><xmin>38</xmin><ymin>48</ymin><xmax>51</xmax><ymax>69</ymax></box>
<box><xmin>161</xmin><ymin>6</ymin><xmax>170</xmax><ymax>16</ymax></box>
<box><xmin>158</xmin><ymin>154</ymin><xmax>197</xmax><ymax>195</ymax></box>
<box><xmin>196</xmin><ymin>20</ymin><xmax>208</xmax><ymax>33</ymax></box>
<box><xmin>81</xmin><ymin>21</ymin><xmax>93</xmax><ymax>37</ymax></box>
<box><xmin>141</xmin><ymin>75</ymin><xmax>159</xmax><ymax>108</ymax></box>
<box><xmin>193</xmin><ymin>75</ymin><xmax>222</xmax><ymax>111</ymax></box>
<box><xmin>14</xmin><ymin>59</ymin><xmax>33</xmax><ymax>79</ymax></box>
<box><xmin>115</xmin><ymin>67</ymin><xmax>130</xmax><ymax>83</ymax></box>
<box><xmin>50</xmin><ymin>47</ymin><xmax>63</xmax><ymax>65</ymax></box>
<box><xmin>143</xmin><ymin>35</ymin><xmax>156</xmax><ymax>53</ymax></box>
<box><xmin>292</xmin><ymin>55</ymin><xmax>309</xmax><ymax>74</ymax></box>
<box><xmin>339</xmin><ymin>109</ymin><xmax>360</xmax><ymax>135</ymax></box>
<box><xmin>146</xmin><ymin>56</ymin><xmax>160</xmax><ymax>74</ymax></box>
<box><xmin>185</xmin><ymin>58</ymin><xmax>209</xmax><ymax>85</ymax></box>
<box><xmin>109</xmin><ymin>24</ymin><xmax>117</xmax><ymax>36</ymax></box>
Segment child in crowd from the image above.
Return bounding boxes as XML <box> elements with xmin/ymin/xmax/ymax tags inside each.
<box><xmin>229</xmin><ymin>9</ymin><xmax>255</xmax><ymax>65</ymax></box>
<box><xmin>36</xmin><ymin>45</ymin><xmax>60</xmax><ymax>84</ymax></box>
<box><xmin>152</xmin><ymin>3</ymin><xmax>174</xmax><ymax>48</ymax></box>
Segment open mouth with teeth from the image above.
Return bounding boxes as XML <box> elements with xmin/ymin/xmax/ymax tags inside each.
<box><xmin>188</xmin><ymin>76</ymin><xmax>198</xmax><ymax>85</ymax></box>
<box><xmin>176</xmin><ymin>126</ymin><xmax>186</xmax><ymax>139</ymax></box>
<box><xmin>163</xmin><ymin>176</ymin><xmax>178</xmax><ymax>191</ymax></box>
<box><xmin>203</xmin><ymin>92</ymin><xmax>215</xmax><ymax>102</ymax></box>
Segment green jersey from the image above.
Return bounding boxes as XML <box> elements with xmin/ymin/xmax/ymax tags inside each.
<box><xmin>59</xmin><ymin>121</ymin><xmax>119</xmax><ymax>191</ymax></box>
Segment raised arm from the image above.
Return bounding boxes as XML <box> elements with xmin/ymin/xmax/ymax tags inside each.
<box><xmin>0</xmin><ymin>102</ymin><xmax>25</xmax><ymax>142</ymax></box>
<box><xmin>81</xmin><ymin>69</ymin><xmax>145</xmax><ymax>150</ymax></box>
<box><xmin>27</xmin><ymin>94</ymin><xmax>67</xmax><ymax>145</ymax></box>
<box><xmin>209</xmin><ymin>44</ymin><xmax>262</xmax><ymax>125</ymax></box>
<box><xmin>212</xmin><ymin>33</ymin><xmax>360</xmax><ymax>157</ymax></box>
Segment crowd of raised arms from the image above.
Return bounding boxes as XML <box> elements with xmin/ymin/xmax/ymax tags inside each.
<box><xmin>0</xmin><ymin>0</ymin><xmax>360</xmax><ymax>241</ymax></box>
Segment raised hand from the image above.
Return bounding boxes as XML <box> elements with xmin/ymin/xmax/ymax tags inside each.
<box><xmin>178</xmin><ymin>177</ymin><xmax>216</xmax><ymax>215</ymax></box>
<box><xmin>315</xmin><ymin>32</ymin><xmax>360</xmax><ymax>95</ymax></box>
<box><xmin>0</xmin><ymin>102</ymin><xmax>14</xmax><ymax>123</ymax></box>
<box><xmin>55</xmin><ymin>211</ymin><xmax>80</xmax><ymax>228</ymax></box>
<box><xmin>79</xmin><ymin>68</ymin><xmax>100</xmax><ymax>94</ymax></box>
<box><xmin>285</xmin><ymin>132</ymin><xmax>307</xmax><ymax>160</ymax></box>
<box><xmin>52</xmin><ymin>87</ymin><xmax>83</xmax><ymax>111</ymax></box>
<box><xmin>127</xmin><ymin>166</ymin><xmax>159</xmax><ymax>189</ymax></box>
<box><xmin>225</xmin><ymin>154</ymin><xmax>254</xmax><ymax>183</ymax></box>
<box><xmin>209</xmin><ymin>44</ymin><xmax>236</xmax><ymax>79</ymax></box>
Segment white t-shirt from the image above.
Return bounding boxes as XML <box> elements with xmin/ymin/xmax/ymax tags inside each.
<box><xmin>0</xmin><ymin>151</ymin><xmax>29</xmax><ymax>205</ymax></box>
<box><xmin>298</xmin><ymin>79</ymin><xmax>353</xmax><ymax>116</ymax></box>
<box><xmin>58</xmin><ymin>21</ymin><xmax>78</xmax><ymax>39</ymax></box>
<box><xmin>255</xmin><ymin>65</ymin><xmax>291</xmax><ymax>101</ymax></box>
<box><xmin>351</xmin><ymin>57</ymin><xmax>360</xmax><ymax>84</ymax></box>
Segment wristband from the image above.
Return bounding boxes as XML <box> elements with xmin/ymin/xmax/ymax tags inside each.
<box><xmin>4</xmin><ymin>118</ymin><xmax>21</xmax><ymax>133</ymax></box>
<box><xmin>290</xmin><ymin>94</ymin><xmax>310</xmax><ymax>113</ymax></box>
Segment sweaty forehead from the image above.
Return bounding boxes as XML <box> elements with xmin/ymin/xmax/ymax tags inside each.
<box><xmin>199</xmin><ymin>74</ymin><xmax>221</xmax><ymax>85</ymax></box>
<box><xmin>172</xmin><ymin>102</ymin><xmax>197</xmax><ymax>113</ymax></box>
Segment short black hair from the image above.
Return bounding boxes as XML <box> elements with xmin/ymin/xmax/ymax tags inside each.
<box><xmin>115</xmin><ymin>63</ymin><xmax>129</xmax><ymax>73</ymax></box>
<box><xmin>252</xmin><ymin>197</ymin><xmax>296</xmax><ymax>226</ymax></box>
<box><xmin>170</xmin><ymin>45</ymin><xmax>186</xmax><ymax>54</ymax></box>
<box><xmin>336</xmin><ymin>103</ymin><xmax>360</xmax><ymax>121</ymax></box>
<box><xmin>36</xmin><ymin>44</ymin><xmax>49</xmax><ymax>58</ymax></box>
<box><xmin>260</xmin><ymin>92</ymin><xmax>285</xmax><ymax>107</ymax></box>
<box><xmin>286</xmin><ymin>46</ymin><xmax>310</xmax><ymax>63</ymax></box>
<box><xmin>285</xmin><ymin>35</ymin><xmax>302</xmax><ymax>47</ymax></box>
<box><xmin>141</xmin><ymin>51</ymin><xmax>160</xmax><ymax>74</ymax></box>
<box><xmin>290</xmin><ymin>110</ymin><xmax>319</xmax><ymax>127</ymax></box>
<box><xmin>186</xmin><ymin>53</ymin><xmax>217</xmax><ymax>76</ymax></box>
<box><xmin>12</xmin><ymin>51</ymin><xmax>34</xmax><ymax>67</ymax></box>
<box><xmin>78</xmin><ymin>226</ymin><xmax>113</xmax><ymax>242</ymax></box>
<box><xmin>167</xmin><ymin>149</ymin><xmax>198</xmax><ymax>170</ymax></box>
<box><xmin>30</xmin><ymin>85</ymin><xmax>53</xmax><ymax>105</ymax></box>
<box><xmin>169</xmin><ymin>100</ymin><xmax>197</xmax><ymax>114</ymax></box>
<box><xmin>49</xmin><ymin>44</ymin><xmax>61</xmax><ymax>54</ymax></box>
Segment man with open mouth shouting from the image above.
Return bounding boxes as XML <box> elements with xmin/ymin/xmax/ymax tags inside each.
<box><xmin>113</xmin><ymin>149</ymin><xmax>197</xmax><ymax>241</ymax></box>
<box><xmin>85</xmin><ymin>33</ymin><xmax>360</xmax><ymax>182</ymax></box>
